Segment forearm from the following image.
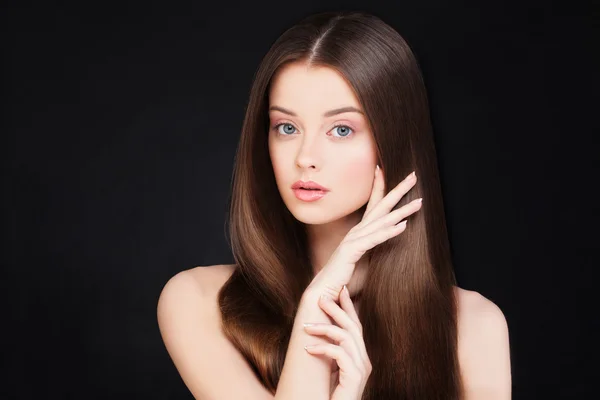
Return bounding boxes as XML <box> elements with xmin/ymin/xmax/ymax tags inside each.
<box><xmin>274</xmin><ymin>289</ymin><xmax>333</xmax><ymax>400</ymax></box>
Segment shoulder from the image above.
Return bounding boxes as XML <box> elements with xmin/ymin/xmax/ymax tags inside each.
<box><xmin>157</xmin><ymin>264</ymin><xmax>236</xmax><ymax>321</ymax></box>
<box><xmin>186</xmin><ymin>263</ymin><xmax>237</xmax><ymax>297</ymax></box>
<box><xmin>455</xmin><ymin>286</ymin><xmax>512</xmax><ymax>399</ymax></box>
<box><xmin>157</xmin><ymin>264</ymin><xmax>275</xmax><ymax>399</ymax></box>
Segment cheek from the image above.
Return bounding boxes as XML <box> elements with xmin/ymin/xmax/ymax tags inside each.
<box><xmin>269</xmin><ymin>142</ymin><xmax>287</xmax><ymax>184</ymax></box>
<box><xmin>339</xmin><ymin>153</ymin><xmax>376</xmax><ymax>195</ymax></box>
<box><xmin>344</xmin><ymin>158</ymin><xmax>375</xmax><ymax>182</ymax></box>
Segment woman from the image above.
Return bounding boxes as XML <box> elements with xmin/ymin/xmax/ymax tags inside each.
<box><xmin>157</xmin><ymin>10</ymin><xmax>511</xmax><ymax>399</ymax></box>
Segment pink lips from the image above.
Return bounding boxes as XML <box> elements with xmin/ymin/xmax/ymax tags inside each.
<box><xmin>291</xmin><ymin>180</ymin><xmax>330</xmax><ymax>202</ymax></box>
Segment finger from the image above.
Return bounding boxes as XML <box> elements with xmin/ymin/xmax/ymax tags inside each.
<box><xmin>341</xmin><ymin>219</ymin><xmax>408</xmax><ymax>264</ymax></box>
<box><xmin>304</xmin><ymin>343</ymin><xmax>363</xmax><ymax>379</ymax></box>
<box><xmin>318</xmin><ymin>295</ymin><xmax>363</xmax><ymax>342</ymax></box>
<box><xmin>303</xmin><ymin>323</ymin><xmax>363</xmax><ymax>366</ymax></box>
<box><xmin>339</xmin><ymin>287</ymin><xmax>371</xmax><ymax>366</ymax></box>
<box><xmin>346</xmin><ymin>197</ymin><xmax>423</xmax><ymax>242</ymax></box>
<box><xmin>339</xmin><ymin>286</ymin><xmax>361</xmax><ymax>334</ymax></box>
<box><xmin>360</xmin><ymin>171</ymin><xmax>417</xmax><ymax>225</ymax></box>
<box><xmin>364</xmin><ymin>164</ymin><xmax>385</xmax><ymax>217</ymax></box>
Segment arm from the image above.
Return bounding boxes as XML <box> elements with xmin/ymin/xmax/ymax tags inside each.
<box><xmin>157</xmin><ymin>268</ymin><xmax>334</xmax><ymax>400</ymax></box>
<box><xmin>274</xmin><ymin>289</ymin><xmax>335</xmax><ymax>400</ymax></box>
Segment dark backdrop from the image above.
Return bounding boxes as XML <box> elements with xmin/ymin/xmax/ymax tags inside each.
<box><xmin>4</xmin><ymin>0</ymin><xmax>596</xmax><ymax>399</ymax></box>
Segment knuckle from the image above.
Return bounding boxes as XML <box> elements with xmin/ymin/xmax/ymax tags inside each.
<box><xmin>336</xmin><ymin>326</ymin><xmax>348</xmax><ymax>336</ymax></box>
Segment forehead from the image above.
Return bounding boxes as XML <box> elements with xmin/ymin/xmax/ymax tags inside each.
<box><xmin>268</xmin><ymin>62</ymin><xmax>361</xmax><ymax>111</ymax></box>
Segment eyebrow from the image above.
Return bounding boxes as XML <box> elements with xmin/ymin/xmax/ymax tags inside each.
<box><xmin>268</xmin><ymin>105</ymin><xmax>365</xmax><ymax>117</ymax></box>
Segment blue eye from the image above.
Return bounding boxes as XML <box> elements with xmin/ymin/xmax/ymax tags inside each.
<box><xmin>275</xmin><ymin>123</ymin><xmax>296</xmax><ymax>135</ymax></box>
<box><xmin>272</xmin><ymin>123</ymin><xmax>354</xmax><ymax>140</ymax></box>
<box><xmin>331</xmin><ymin>124</ymin><xmax>353</xmax><ymax>138</ymax></box>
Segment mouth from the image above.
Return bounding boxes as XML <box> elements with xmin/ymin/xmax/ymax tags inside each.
<box><xmin>292</xmin><ymin>187</ymin><xmax>329</xmax><ymax>202</ymax></box>
<box><xmin>291</xmin><ymin>180</ymin><xmax>330</xmax><ymax>191</ymax></box>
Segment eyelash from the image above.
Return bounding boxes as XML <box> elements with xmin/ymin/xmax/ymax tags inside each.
<box><xmin>271</xmin><ymin>122</ymin><xmax>354</xmax><ymax>140</ymax></box>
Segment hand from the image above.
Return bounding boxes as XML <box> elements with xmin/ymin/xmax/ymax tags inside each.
<box><xmin>303</xmin><ymin>285</ymin><xmax>371</xmax><ymax>400</ymax></box>
<box><xmin>307</xmin><ymin>166</ymin><xmax>422</xmax><ymax>302</ymax></box>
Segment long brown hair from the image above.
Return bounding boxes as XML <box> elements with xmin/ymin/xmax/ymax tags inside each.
<box><xmin>219</xmin><ymin>10</ymin><xmax>463</xmax><ymax>399</ymax></box>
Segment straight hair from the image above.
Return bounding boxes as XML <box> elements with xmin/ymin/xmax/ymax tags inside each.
<box><xmin>219</xmin><ymin>11</ymin><xmax>463</xmax><ymax>399</ymax></box>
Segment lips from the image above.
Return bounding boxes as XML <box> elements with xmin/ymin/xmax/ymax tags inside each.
<box><xmin>292</xmin><ymin>188</ymin><xmax>328</xmax><ymax>202</ymax></box>
<box><xmin>291</xmin><ymin>180</ymin><xmax>329</xmax><ymax>202</ymax></box>
<box><xmin>291</xmin><ymin>180</ymin><xmax>330</xmax><ymax>191</ymax></box>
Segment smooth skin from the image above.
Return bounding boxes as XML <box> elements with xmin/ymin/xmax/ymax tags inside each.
<box><xmin>274</xmin><ymin>165</ymin><xmax>419</xmax><ymax>400</ymax></box>
<box><xmin>267</xmin><ymin>62</ymin><xmax>380</xmax><ymax>297</ymax></box>
<box><xmin>304</xmin><ymin>287</ymin><xmax>371</xmax><ymax>399</ymax></box>
<box><xmin>157</xmin><ymin>61</ymin><xmax>511</xmax><ymax>399</ymax></box>
<box><xmin>157</xmin><ymin>261</ymin><xmax>511</xmax><ymax>398</ymax></box>
<box><xmin>308</xmin><ymin>167</ymin><xmax>421</xmax><ymax>302</ymax></box>
<box><xmin>298</xmin><ymin>166</ymin><xmax>420</xmax><ymax>399</ymax></box>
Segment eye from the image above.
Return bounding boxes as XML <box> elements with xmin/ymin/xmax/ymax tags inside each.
<box><xmin>330</xmin><ymin>124</ymin><xmax>353</xmax><ymax>139</ymax></box>
<box><xmin>272</xmin><ymin>122</ymin><xmax>354</xmax><ymax>139</ymax></box>
<box><xmin>274</xmin><ymin>123</ymin><xmax>297</xmax><ymax>135</ymax></box>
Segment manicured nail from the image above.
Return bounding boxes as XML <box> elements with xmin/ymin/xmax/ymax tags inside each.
<box><xmin>304</xmin><ymin>345</ymin><xmax>317</xmax><ymax>350</ymax></box>
<box><xmin>405</xmin><ymin>171</ymin><xmax>416</xmax><ymax>180</ymax></box>
<box><xmin>343</xmin><ymin>285</ymin><xmax>349</xmax><ymax>296</ymax></box>
<box><xmin>303</xmin><ymin>323</ymin><xmax>315</xmax><ymax>327</ymax></box>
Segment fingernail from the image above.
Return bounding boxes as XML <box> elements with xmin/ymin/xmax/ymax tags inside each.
<box><xmin>343</xmin><ymin>285</ymin><xmax>349</xmax><ymax>296</ymax></box>
<box><xmin>405</xmin><ymin>171</ymin><xmax>416</xmax><ymax>180</ymax></box>
<box><xmin>304</xmin><ymin>345</ymin><xmax>316</xmax><ymax>350</ymax></box>
<box><xmin>320</xmin><ymin>294</ymin><xmax>331</xmax><ymax>301</ymax></box>
<box><xmin>303</xmin><ymin>323</ymin><xmax>315</xmax><ymax>327</ymax></box>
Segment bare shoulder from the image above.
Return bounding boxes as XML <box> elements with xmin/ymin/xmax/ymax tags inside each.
<box><xmin>157</xmin><ymin>264</ymin><xmax>273</xmax><ymax>399</ymax></box>
<box><xmin>454</xmin><ymin>286</ymin><xmax>512</xmax><ymax>399</ymax></box>
<box><xmin>187</xmin><ymin>263</ymin><xmax>237</xmax><ymax>296</ymax></box>
<box><xmin>454</xmin><ymin>286</ymin><xmax>509</xmax><ymax>340</ymax></box>
<box><xmin>157</xmin><ymin>264</ymin><xmax>236</xmax><ymax>315</ymax></box>
<box><xmin>156</xmin><ymin>264</ymin><xmax>236</xmax><ymax>339</ymax></box>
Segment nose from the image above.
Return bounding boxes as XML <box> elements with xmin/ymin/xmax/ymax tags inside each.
<box><xmin>295</xmin><ymin>132</ymin><xmax>321</xmax><ymax>170</ymax></box>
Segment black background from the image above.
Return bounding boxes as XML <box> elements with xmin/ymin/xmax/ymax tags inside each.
<box><xmin>4</xmin><ymin>0</ymin><xmax>597</xmax><ymax>398</ymax></box>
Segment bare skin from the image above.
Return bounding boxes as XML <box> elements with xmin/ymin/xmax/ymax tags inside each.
<box><xmin>158</xmin><ymin>264</ymin><xmax>511</xmax><ymax>399</ymax></box>
<box><xmin>157</xmin><ymin>61</ymin><xmax>511</xmax><ymax>399</ymax></box>
<box><xmin>267</xmin><ymin>62</ymin><xmax>377</xmax><ymax>299</ymax></box>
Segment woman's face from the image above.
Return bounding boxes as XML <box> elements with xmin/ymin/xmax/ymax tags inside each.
<box><xmin>268</xmin><ymin>61</ymin><xmax>378</xmax><ymax>225</ymax></box>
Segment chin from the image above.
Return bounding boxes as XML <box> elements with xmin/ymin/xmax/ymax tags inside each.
<box><xmin>284</xmin><ymin>198</ymin><xmax>365</xmax><ymax>226</ymax></box>
<box><xmin>290</xmin><ymin>210</ymin><xmax>340</xmax><ymax>225</ymax></box>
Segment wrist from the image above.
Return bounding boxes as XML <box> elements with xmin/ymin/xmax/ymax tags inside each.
<box><xmin>297</xmin><ymin>289</ymin><xmax>334</xmax><ymax>325</ymax></box>
<box><xmin>300</xmin><ymin>287</ymin><xmax>322</xmax><ymax>305</ymax></box>
<box><xmin>303</xmin><ymin>283</ymin><xmax>342</xmax><ymax>302</ymax></box>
